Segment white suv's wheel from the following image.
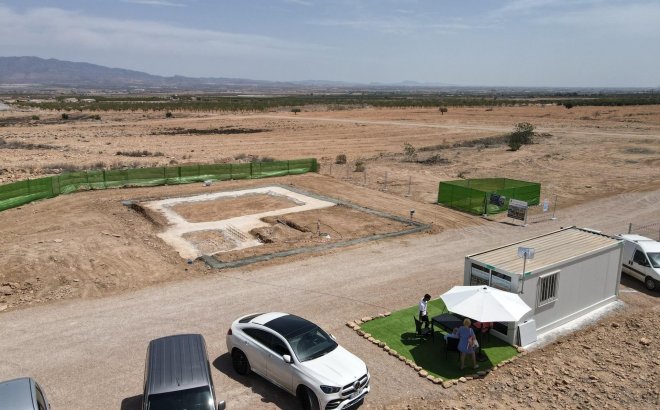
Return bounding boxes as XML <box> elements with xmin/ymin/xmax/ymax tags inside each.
<box><xmin>297</xmin><ymin>386</ymin><xmax>319</xmax><ymax>410</ymax></box>
<box><xmin>231</xmin><ymin>349</ymin><xmax>251</xmax><ymax>375</ymax></box>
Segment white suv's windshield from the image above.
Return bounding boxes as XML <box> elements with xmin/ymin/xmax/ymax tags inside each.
<box><xmin>147</xmin><ymin>386</ymin><xmax>214</xmax><ymax>410</ymax></box>
<box><xmin>648</xmin><ymin>252</ymin><xmax>660</xmax><ymax>268</ymax></box>
<box><xmin>288</xmin><ymin>326</ymin><xmax>338</xmax><ymax>362</ymax></box>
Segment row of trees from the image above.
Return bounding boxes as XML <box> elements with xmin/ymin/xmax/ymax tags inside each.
<box><xmin>14</xmin><ymin>92</ymin><xmax>660</xmax><ymax>113</ymax></box>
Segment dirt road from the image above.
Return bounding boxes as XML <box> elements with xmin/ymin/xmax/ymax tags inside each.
<box><xmin>0</xmin><ymin>188</ymin><xmax>658</xmax><ymax>410</ymax></box>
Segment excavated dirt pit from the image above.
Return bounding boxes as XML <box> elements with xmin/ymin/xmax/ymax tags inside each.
<box><xmin>171</xmin><ymin>192</ymin><xmax>301</xmax><ymax>222</ymax></box>
<box><xmin>140</xmin><ymin>185</ymin><xmax>418</xmax><ymax>264</ymax></box>
<box><xmin>213</xmin><ymin>204</ymin><xmax>413</xmax><ymax>263</ymax></box>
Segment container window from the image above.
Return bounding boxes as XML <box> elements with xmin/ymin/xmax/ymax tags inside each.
<box><xmin>537</xmin><ymin>271</ymin><xmax>559</xmax><ymax>307</ymax></box>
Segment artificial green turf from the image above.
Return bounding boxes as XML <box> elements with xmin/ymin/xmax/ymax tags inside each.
<box><xmin>360</xmin><ymin>299</ymin><xmax>519</xmax><ymax>380</ymax></box>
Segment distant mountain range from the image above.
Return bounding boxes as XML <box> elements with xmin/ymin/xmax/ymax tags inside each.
<box><xmin>1</xmin><ymin>57</ymin><xmax>653</xmax><ymax>94</ymax></box>
<box><xmin>0</xmin><ymin>56</ymin><xmax>453</xmax><ymax>93</ymax></box>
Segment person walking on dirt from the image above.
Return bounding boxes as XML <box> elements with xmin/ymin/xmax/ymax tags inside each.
<box><xmin>418</xmin><ymin>294</ymin><xmax>431</xmax><ymax>329</ymax></box>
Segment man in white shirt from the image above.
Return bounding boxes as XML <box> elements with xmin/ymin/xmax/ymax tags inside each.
<box><xmin>418</xmin><ymin>294</ymin><xmax>431</xmax><ymax>329</ymax></box>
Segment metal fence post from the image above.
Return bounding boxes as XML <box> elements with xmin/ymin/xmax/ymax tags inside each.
<box><xmin>628</xmin><ymin>223</ymin><xmax>632</xmax><ymax>234</ymax></box>
<box><xmin>406</xmin><ymin>176</ymin><xmax>412</xmax><ymax>197</ymax></box>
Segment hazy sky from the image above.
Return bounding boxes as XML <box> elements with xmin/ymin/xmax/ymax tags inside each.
<box><xmin>1</xmin><ymin>0</ymin><xmax>658</xmax><ymax>87</ymax></box>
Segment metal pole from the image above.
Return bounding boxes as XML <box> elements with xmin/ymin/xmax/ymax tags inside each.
<box><xmin>383</xmin><ymin>172</ymin><xmax>388</xmax><ymax>192</ymax></box>
<box><xmin>346</xmin><ymin>163</ymin><xmax>350</xmax><ymax>179</ymax></box>
<box><xmin>363</xmin><ymin>169</ymin><xmax>367</xmax><ymax>185</ymax></box>
<box><xmin>406</xmin><ymin>176</ymin><xmax>412</xmax><ymax>197</ymax></box>
<box><xmin>520</xmin><ymin>254</ymin><xmax>527</xmax><ymax>294</ymax></box>
<box><xmin>483</xmin><ymin>193</ymin><xmax>488</xmax><ymax>217</ymax></box>
<box><xmin>551</xmin><ymin>194</ymin><xmax>558</xmax><ymax>220</ymax></box>
<box><xmin>329</xmin><ymin>163</ymin><xmax>332</xmax><ymax>176</ymax></box>
<box><xmin>628</xmin><ymin>222</ymin><xmax>632</xmax><ymax>234</ymax></box>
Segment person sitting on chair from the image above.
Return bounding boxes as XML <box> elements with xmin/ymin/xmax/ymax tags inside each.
<box><xmin>444</xmin><ymin>327</ymin><xmax>459</xmax><ymax>342</ymax></box>
<box><xmin>458</xmin><ymin>318</ymin><xmax>479</xmax><ymax>370</ymax></box>
<box><xmin>418</xmin><ymin>294</ymin><xmax>431</xmax><ymax>329</ymax></box>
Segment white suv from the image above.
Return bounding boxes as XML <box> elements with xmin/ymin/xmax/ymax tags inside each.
<box><xmin>226</xmin><ymin>312</ymin><xmax>370</xmax><ymax>410</ymax></box>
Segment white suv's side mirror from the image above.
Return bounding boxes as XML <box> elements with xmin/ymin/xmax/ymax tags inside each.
<box><xmin>218</xmin><ymin>400</ymin><xmax>226</xmax><ymax>410</ymax></box>
<box><xmin>283</xmin><ymin>354</ymin><xmax>293</xmax><ymax>364</ymax></box>
<box><xmin>329</xmin><ymin>333</ymin><xmax>337</xmax><ymax>341</ymax></box>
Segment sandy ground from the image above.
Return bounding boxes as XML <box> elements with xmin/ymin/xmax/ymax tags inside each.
<box><xmin>171</xmin><ymin>192</ymin><xmax>301</xmax><ymax>222</ymax></box>
<box><xmin>0</xmin><ymin>188</ymin><xmax>657</xmax><ymax>410</ymax></box>
<box><xmin>0</xmin><ymin>105</ymin><xmax>659</xmax><ymax>409</ymax></box>
<box><xmin>2</xmin><ymin>105</ymin><xmax>659</xmax><ymax>208</ymax></box>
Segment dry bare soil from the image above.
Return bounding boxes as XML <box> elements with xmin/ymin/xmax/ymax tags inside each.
<box><xmin>0</xmin><ymin>105</ymin><xmax>659</xmax><ymax>409</ymax></box>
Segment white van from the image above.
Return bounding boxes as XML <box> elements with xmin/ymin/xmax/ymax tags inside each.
<box><xmin>618</xmin><ymin>234</ymin><xmax>660</xmax><ymax>290</ymax></box>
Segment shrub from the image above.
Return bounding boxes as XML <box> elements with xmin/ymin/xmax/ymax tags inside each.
<box><xmin>563</xmin><ymin>103</ymin><xmax>574</xmax><ymax>109</ymax></box>
<box><xmin>291</xmin><ymin>108</ymin><xmax>301</xmax><ymax>115</ymax></box>
<box><xmin>354</xmin><ymin>160</ymin><xmax>365</xmax><ymax>172</ymax></box>
<box><xmin>439</xmin><ymin>107</ymin><xmax>448</xmax><ymax>115</ymax></box>
<box><xmin>335</xmin><ymin>154</ymin><xmax>347</xmax><ymax>164</ymax></box>
<box><xmin>116</xmin><ymin>150</ymin><xmax>164</xmax><ymax>157</ymax></box>
<box><xmin>508</xmin><ymin>137</ymin><xmax>523</xmax><ymax>151</ymax></box>
<box><xmin>61</xmin><ymin>113</ymin><xmax>69</xmax><ymax>120</ymax></box>
<box><xmin>403</xmin><ymin>142</ymin><xmax>417</xmax><ymax>161</ymax></box>
<box><xmin>508</xmin><ymin>122</ymin><xmax>535</xmax><ymax>151</ymax></box>
<box><xmin>31</xmin><ymin>115</ymin><xmax>40</xmax><ymax>120</ymax></box>
<box><xmin>165</xmin><ymin>111</ymin><xmax>173</xmax><ymax>118</ymax></box>
<box><xmin>251</xmin><ymin>155</ymin><xmax>276</xmax><ymax>163</ymax></box>
<box><xmin>418</xmin><ymin>154</ymin><xmax>450</xmax><ymax>165</ymax></box>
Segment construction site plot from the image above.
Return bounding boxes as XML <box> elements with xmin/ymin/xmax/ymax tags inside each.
<box><xmin>140</xmin><ymin>185</ymin><xmax>423</xmax><ymax>267</ymax></box>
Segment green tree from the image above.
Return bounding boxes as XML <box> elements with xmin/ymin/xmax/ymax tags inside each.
<box><xmin>508</xmin><ymin>122</ymin><xmax>535</xmax><ymax>151</ymax></box>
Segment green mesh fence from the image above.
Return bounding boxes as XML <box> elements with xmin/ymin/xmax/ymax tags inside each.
<box><xmin>438</xmin><ymin>178</ymin><xmax>540</xmax><ymax>215</ymax></box>
<box><xmin>0</xmin><ymin>158</ymin><xmax>318</xmax><ymax>212</ymax></box>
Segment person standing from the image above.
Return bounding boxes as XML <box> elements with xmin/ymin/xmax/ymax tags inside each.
<box><xmin>458</xmin><ymin>318</ymin><xmax>479</xmax><ymax>370</ymax></box>
<box><xmin>418</xmin><ymin>294</ymin><xmax>431</xmax><ymax>329</ymax></box>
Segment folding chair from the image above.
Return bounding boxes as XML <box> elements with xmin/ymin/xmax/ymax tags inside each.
<box><xmin>413</xmin><ymin>316</ymin><xmax>432</xmax><ymax>340</ymax></box>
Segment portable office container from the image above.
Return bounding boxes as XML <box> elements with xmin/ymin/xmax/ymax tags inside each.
<box><xmin>464</xmin><ymin>227</ymin><xmax>623</xmax><ymax>345</ymax></box>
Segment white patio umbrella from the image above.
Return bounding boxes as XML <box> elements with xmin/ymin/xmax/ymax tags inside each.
<box><xmin>440</xmin><ymin>285</ymin><xmax>531</xmax><ymax>322</ymax></box>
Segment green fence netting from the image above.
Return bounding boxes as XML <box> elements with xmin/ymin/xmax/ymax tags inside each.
<box><xmin>438</xmin><ymin>178</ymin><xmax>540</xmax><ymax>215</ymax></box>
<box><xmin>0</xmin><ymin>158</ymin><xmax>318</xmax><ymax>212</ymax></box>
